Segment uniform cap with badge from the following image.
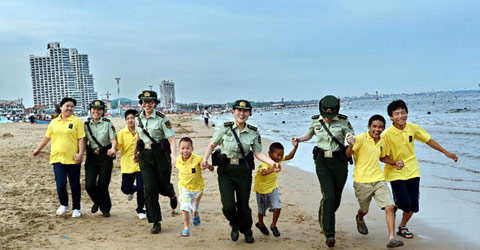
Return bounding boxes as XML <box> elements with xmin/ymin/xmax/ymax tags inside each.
<box><xmin>319</xmin><ymin>95</ymin><xmax>340</xmax><ymax>118</ymax></box>
<box><xmin>138</xmin><ymin>90</ymin><xmax>160</xmax><ymax>104</ymax></box>
<box><xmin>232</xmin><ymin>100</ymin><xmax>252</xmax><ymax>111</ymax></box>
<box><xmin>89</xmin><ymin>100</ymin><xmax>106</xmax><ymax>110</ymax></box>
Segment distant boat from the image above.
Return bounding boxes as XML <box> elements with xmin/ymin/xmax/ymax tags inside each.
<box><xmin>35</xmin><ymin>119</ymin><xmax>52</xmax><ymax>124</ymax></box>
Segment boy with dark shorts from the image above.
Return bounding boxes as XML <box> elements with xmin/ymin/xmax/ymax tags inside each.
<box><xmin>253</xmin><ymin>141</ymin><xmax>298</xmax><ymax>237</ymax></box>
<box><xmin>381</xmin><ymin>100</ymin><xmax>458</xmax><ymax>239</ymax></box>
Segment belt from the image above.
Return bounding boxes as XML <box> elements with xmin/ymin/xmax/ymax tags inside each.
<box><xmin>145</xmin><ymin>142</ymin><xmax>153</xmax><ymax>149</ymax></box>
<box><xmin>229</xmin><ymin>157</ymin><xmax>247</xmax><ymax>165</ymax></box>
<box><xmin>315</xmin><ymin>147</ymin><xmax>344</xmax><ymax>159</ymax></box>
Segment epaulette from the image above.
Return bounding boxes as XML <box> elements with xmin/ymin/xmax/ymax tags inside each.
<box><xmin>338</xmin><ymin>114</ymin><xmax>348</xmax><ymax>120</ymax></box>
<box><xmin>247</xmin><ymin>124</ymin><xmax>258</xmax><ymax>131</ymax></box>
<box><xmin>224</xmin><ymin>121</ymin><xmax>234</xmax><ymax>127</ymax></box>
<box><xmin>311</xmin><ymin>115</ymin><xmax>319</xmax><ymax>120</ymax></box>
<box><xmin>85</xmin><ymin>118</ymin><xmax>91</xmax><ymax>124</ymax></box>
<box><xmin>102</xmin><ymin>117</ymin><xmax>111</xmax><ymax>122</ymax></box>
<box><xmin>156</xmin><ymin>111</ymin><xmax>165</xmax><ymax>118</ymax></box>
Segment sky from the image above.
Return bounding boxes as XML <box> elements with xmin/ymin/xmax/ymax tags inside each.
<box><xmin>1</xmin><ymin>0</ymin><xmax>480</xmax><ymax>107</ymax></box>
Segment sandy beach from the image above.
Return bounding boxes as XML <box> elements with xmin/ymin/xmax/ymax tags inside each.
<box><xmin>0</xmin><ymin>115</ymin><xmax>473</xmax><ymax>249</ymax></box>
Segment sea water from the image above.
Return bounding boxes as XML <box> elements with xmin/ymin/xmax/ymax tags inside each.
<box><xmin>208</xmin><ymin>90</ymin><xmax>480</xmax><ymax>245</ymax></box>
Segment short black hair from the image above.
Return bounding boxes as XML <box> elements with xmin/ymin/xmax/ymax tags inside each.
<box><xmin>179</xmin><ymin>137</ymin><xmax>193</xmax><ymax>146</ymax></box>
<box><xmin>60</xmin><ymin>97</ymin><xmax>76</xmax><ymax>107</ymax></box>
<box><xmin>368</xmin><ymin>114</ymin><xmax>386</xmax><ymax>126</ymax></box>
<box><xmin>387</xmin><ymin>100</ymin><xmax>408</xmax><ymax>117</ymax></box>
<box><xmin>124</xmin><ymin>109</ymin><xmax>138</xmax><ymax>119</ymax></box>
<box><xmin>269</xmin><ymin>142</ymin><xmax>284</xmax><ymax>152</ymax></box>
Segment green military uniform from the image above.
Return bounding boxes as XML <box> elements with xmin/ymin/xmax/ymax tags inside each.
<box><xmin>211</xmin><ymin>100</ymin><xmax>262</xmax><ymax>240</ymax></box>
<box><xmin>135</xmin><ymin>90</ymin><xmax>176</xmax><ymax>230</ymax></box>
<box><xmin>84</xmin><ymin>100</ymin><xmax>117</xmax><ymax>215</ymax></box>
<box><xmin>307</xmin><ymin>95</ymin><xmax>354</xmax><ymax>243</ymax></box>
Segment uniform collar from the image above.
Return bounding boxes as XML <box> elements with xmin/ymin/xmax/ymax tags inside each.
<box><xmin>365</xmin><ymin>131</ymin><xmax>382</xmax><ymax>144</ymax></box>
<box><xmin>141</xmin><ymin>110</ymin><xmax>156</xmax><ymax>119</ymax></box>
<box><xmin>57</xmin><ymin>114</ymin><xmax>75</xmax><ymax>122</ymax></box>
<box><xmin>232</xmin><ymin>122</ymin><xmax>249</xmax><ymax>133</ymax></box>
<box><xmin>390</xmin><ymin>123</ymin><xmax>408</xmax><ymax>135</ymax></box>
<box><xmin>179</xmin><ymin>154</ymin><xmax>194</xmax><ymax>164</ymax></box>
<box><xmin>89</xmin><ymin>117</ymin><xmax>103</xmax><ymax>124</ymax></box>
<box><xmin>320</xmin><ymin>115</ymin><xmax>339</xmax><ymax>121</ymax></box>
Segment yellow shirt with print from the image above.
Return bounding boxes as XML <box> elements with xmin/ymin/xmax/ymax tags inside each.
<box><xmin>45</xmin><ymin>115</ymin><xmax>85</xmax><ymax>164</ymax></box>
<box><xmin>383</xmin><ymin>122</ymin><xmax>431</xmax><ymax>182</ymax></box>
<box><xmin>116</xmin><ymin>127</ymin><xmax>140</xmax><ymax>173</ymax></box>
<box><xmin>352</xmin><ymin>132</ymin><xmax>388</xmax><ymax>183</ymax></box>
<box><xmin>176</xmin><ymin>154</ymin><xmax>205</xmax><ymax>192</ymax></box>
<box><xmin>253</xmin><ymin>156</ymin><xmax>285</xmax><ymax>194</ymax></box>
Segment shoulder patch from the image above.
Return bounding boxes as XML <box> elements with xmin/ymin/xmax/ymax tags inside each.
<box><xmin>311</xmin><ymin>115</ymin><xmax>319</xmax><ymax>120</ymax></box>
<box><xmin>224</xmin><ymin>122</ymin><xmax>234</xmax><ymax>127</ymax></box>
<box><xmin>338</xmin><ymin>114</ymin><xmax>348</xmax><ymax>120</ymax></box>
<box><xmin>247</xmin><ymin>124</ymin><xmax>258</xmax><ymax>131</ymax></box>
<box><xmin>102</xmin><ymin>117</ymin><xmax>111</xmax><ymax>122</ymax></box>
<box><xmin>165</xmin><ymin>120</ymin><xmax>172</xmax><ymax>129</ymax></box>
<box><xmin>156</xmin><ymin>111</ymin><xmax>165</xmax><ymax>118</ymax></box>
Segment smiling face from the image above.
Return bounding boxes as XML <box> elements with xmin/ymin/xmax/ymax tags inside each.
<box><xmin>269</xmin><ymin>148</ymin><xmax>284</xmax><ymax>163</ymax></box>
<box><xmin>60</xmin><ymin>101</ymin><xmax>75</xmax><ymax>118</ymax></box>
<box><xmin>368</xmin><ymin>120</ymin><xmax>385</xmax><ymax>140</ymax></box>
<box><xmin>90</xmin><ymin>107</ymin><xmax>103</xmax><ymax>120</ymax></box>
<box><xmin>126</xmin><ymin>114</ymin><xmax>136</xmax><ymax>128</ymax></box>
<box><xmin>232</xmin><ymin>108</ymin><xmax>251</xmax><ymax>125</ymax></box>
<box><xmin>142</xmin><ymin>100</ymin><xmax>156</xmax><ymax>114</ymax></box>
<box><xmin>178</xmin><ymin>140</ymin><xmax>193</xmax><ymax>160</ymax></box>
<box><xmin>390</xmin><ymin>108</ymin><xmax>408</xmax><ymax>129</ymax></box>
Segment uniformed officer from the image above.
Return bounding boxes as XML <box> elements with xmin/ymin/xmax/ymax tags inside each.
<box><xmin>202</xmin><ymin>100</ymin><xmax>278</xmax><ymax>244</ymax></box>
<box><xmin>292</xmin><ymin>95</ymin><xmax>354</xmax><ymax>248</ymax></box>
<box><xmin>133</xmin><ymin>90</ymin><xmax>178</xmax><ymax>234</ymax></box>
<box><xmin>84</xmin><ymin>100</ymin><xmax>117</xmax><ymax>218</ymax></box>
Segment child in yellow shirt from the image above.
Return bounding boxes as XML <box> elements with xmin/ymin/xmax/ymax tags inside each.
<box><xmin>176</xmin><ymin>137</ymin><xmax>213</xmax><ymax>237</ymax></box>
<box><xmin>253</xmin><ymin>141</ymin><xmax>298</xmax><ymax>237</ymax></box>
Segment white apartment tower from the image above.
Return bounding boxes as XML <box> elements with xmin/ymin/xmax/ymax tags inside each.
<box><xmin>30</xmin><ymin>42</ymin><xmax>98</xmax><ymax>112</ymax></box>
<box><xmin>160</xmin><ymin>80</ymin><xmax>175</xmax><ymax>109</ymax></box>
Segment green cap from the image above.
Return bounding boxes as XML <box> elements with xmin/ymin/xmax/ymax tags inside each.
<box><xmin>89</xmin><ymin>100</ymin><xmax>106</xmax><ymax>109</ymax></box>
<box><xmin>138</xmin><ymin>90</ymin><xmax>160</xmax><ymax>104</ymax></box>
<box><xmin>233</xmin><ymin>100</ymin><xmax>252</xmax><ymax>111</ymax></box>
<box><xmin>319</xmin><ymin>95</ymin><xmax>340</xmax><ymax>118</ymax></box>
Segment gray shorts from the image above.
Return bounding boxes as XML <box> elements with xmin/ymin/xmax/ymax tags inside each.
<box><xmin>256</xmin><ymin>188</ymin><xmax>281</xmax><ymax>215</ymax></box>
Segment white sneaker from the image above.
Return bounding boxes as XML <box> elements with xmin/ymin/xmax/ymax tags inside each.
<box><xmin>127</xmin><ymin>194</ymin><xmax>134</xmax><ymax>201</ymax></box>
<box><xmin>56</xmin><ymin>205</ymin><xmax>68</xmax><ymax>215</ymax></box>
<box><xmin>137</xmin><ymin>213</ymin><xmax>147</xmax><ymax>220</ymax></box>
<box><xmin>72</xmin><ymin>209</ymin><xmax>82</xmax><ymax>218</ymax></box>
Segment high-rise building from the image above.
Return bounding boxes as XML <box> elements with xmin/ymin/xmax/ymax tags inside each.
<box><xmin>30</xmin><ymin>42</ymin><xmax>98</xmax><ymax>112</ymax></box>
<box><xmin>159</xmin><ymin>80</ymin><xmax>175</xmax><ymax>109</ymax></box>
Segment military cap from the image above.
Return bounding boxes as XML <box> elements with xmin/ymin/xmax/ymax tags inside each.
<box><xmin>319</xmin><ymin>95</ymin><xmax>340</xmax><ymax>118</ymax></box>
<box><xmin>138</xmin><ymin>90</ymin><xmax>160</xmax><ymax>104</ymax></box>
<box><xmin>233</xmin><ymin>100</ymin><xmax>252</xmax><ymax>111</ymax></box>
<box><xmin>89</xmin><ymin>100</ymin><xmax>105</xmax><ymax>109</ymax></box>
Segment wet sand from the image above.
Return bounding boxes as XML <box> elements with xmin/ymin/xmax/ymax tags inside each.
<box><xmin>0</xmin><ymin>115</ymin><xmax>473</xmax><ymax>249</ymax></box>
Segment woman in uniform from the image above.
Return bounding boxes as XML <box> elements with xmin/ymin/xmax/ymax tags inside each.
<box><xmin>133</xmin><ymin>90</ymin><xmax>178</xmax><ymax>234</ymax></box>
<box><xmin>84</xmin><ymin>100</ymin><xmax>117</xmax><ymax>218</ymax></box>
<box><xmin>201</xmin><ymin>100</ymin><xmax>278</xmax><ymax>244</ymax></box>
<box><xmin>32</xmin><ymin>97</ymin><xmax>85</xmax><ymax>218</ymax></box>
<box><xmin>292</xmin><ymin>95</ymin><xmax>354</xmax><ymax>248</ymax></box>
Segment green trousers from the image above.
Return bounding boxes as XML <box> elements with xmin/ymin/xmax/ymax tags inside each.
<box><xmin>139</xmin><ymin>148</ymin><xmax>175</xmax><ymax>224</ymax></box>
<box><xmin>85</xmin><ymin>152</ymin><xmax>113</xmax><ymax>213</ymax></box>
<box><xmin>217</xmin><ymin>163</ymin><xmax>253</xmax><ymax>235</ymax></box>
<box><xmin>315</xmin><ymin>156</ymin><xmax>348</xmax><ymax>238</ymax></box>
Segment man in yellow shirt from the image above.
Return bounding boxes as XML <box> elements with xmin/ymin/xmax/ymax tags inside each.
<box><xmin>253</xmin><ymin>141</ymin><xmax>298</xmax><ymax>238</ymax></box>
<box><xmin>116</xmin><ymin>109</ymin><xmax>146</xmax><ymax>220</ymax></box>
<box><xmin>381</xmin><ymin>100</ymin><xmax>458</xmax><ymax>239</ymax></box>
<box><xmin>346</xmin><ymin>115</ymin><xmax>404</xmax><ymax>248</ymax></box>
<box><xmin>176</xmin><ymin>137</ymin><xmax>213</xmax><ymax>237</ymax></box>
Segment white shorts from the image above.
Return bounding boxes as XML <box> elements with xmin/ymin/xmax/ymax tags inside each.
<box><xmin>256</xmin><ymin>188</ymin><xmax>282</xmax><ymax>215</ymax></box>
<box><xmin>179</xmin><ymin>186</ymin><xmax>203</xmax><ymax>213</ymax></box>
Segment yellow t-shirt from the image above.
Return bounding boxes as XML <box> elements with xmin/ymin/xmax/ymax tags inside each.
<box><xmin>176</xmin><ymin>154</ymin><xmax>205</xmax><ymax>192</ymax></box>
<box><xmin>45</xmin><ymin>115</ymin><xmax>85</xmax><ymax>164</ymax></box>
<box><xmin>383</xmin><ymin>122</ymin><xmax>431</xmax><ymax>182</ymax></box>
<box><xmin>352</xmin><ymin>132</ymin><xmax>388</xmax><ymax>183</ymax></box>
<box><xmin>253</xmin><ymin>156</ymin><xmax>285</xmax><ymax>194</ymax></box>
<box><xmin>116</xmin><ymin>127</ymin><xmax>140</xmax><ymax>174</ymax></box>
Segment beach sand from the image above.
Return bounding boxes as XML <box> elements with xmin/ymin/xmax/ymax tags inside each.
<box><xmin>0</xmin><ymin>115</ymin><xmax>471</xmax><ymax>249</ymax></box>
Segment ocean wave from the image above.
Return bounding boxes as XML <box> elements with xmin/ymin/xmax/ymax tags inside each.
<box><xmin>420</xmin><ymin>159</ymin><xmax>480</xmax><ymax>174</ymax></box>
<box><xmin>421</xmin><ymin>185</ymin><xmax>480</xmax><ymax>193</ymax></box>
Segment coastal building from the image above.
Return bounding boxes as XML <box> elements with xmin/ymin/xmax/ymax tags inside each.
<box><xmin>159</xmin><ymin>80</ymin><xmax>175</xmax><ymax>109</ymax></box>
<box><xmin>0</xmin><ymin>98</ymin><xmax>25</xmax><ymax>115</ymax></box>
<box><xmin>29</xmin><ymin>42</ymin><xmax>98</xmax><ymax>112</ymax></box>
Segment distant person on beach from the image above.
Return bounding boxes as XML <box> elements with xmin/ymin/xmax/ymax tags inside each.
<box><xmin>176</xmin><ymin>137</ymin><xmax>214</xmax><ymax>237</ymax></box>
<box><xmin>345</xmin><ymin>114</ymin><xmax>404</xmax><ymax>248</ymax></box>
<box><xmin>31</xmin><ymin>97</ymin><xmax>85</xmax><ymax>218</ymax></box>
<box><xmin>133</xmin><ymin>90</ymin><xmax>178</xmax><ymax>234</ymax></box>
<box><xmin>84</xmin><ymin>100</ymin><xmax>117</xmax><ymax>218</ymax></box>
<box><xmin>292</xmin><ymin>95</ymin><xmax>354</xmax><ymax>248</ymax></box>
<box><xmin>202</xmin><ymin>107</ymin><xmax>210</xmax><ymax>127</ymax></box>
<box><xmin>381</xmin><ymin>100</ymin><xmax>458</xmax><ymax>239</ymax></box>
<box><xmin>202</xmin><ymin>100</ymin><xmax>279</xmax><ymax>244</ymax></box>
<box><xmin>253</xmin><ymin>141</ymin><xmax>298</xmax><ymax>238</ymax></box>
<box><xmin>116</xmin><ymin>109</ymin><xmax>146</xmax><ymax>220</ymax></box>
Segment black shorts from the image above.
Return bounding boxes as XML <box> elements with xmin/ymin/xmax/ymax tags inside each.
<box><xmin>390</xmin><ymin>177</ymin><xmax>420</xmax><ymax>213</ymax></box>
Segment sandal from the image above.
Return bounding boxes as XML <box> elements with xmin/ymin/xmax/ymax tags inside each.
<box><xmin>356</xmin><ymin>215</ymin><xmax>368</xmax><ymax>235</ymax></box>
<box><xmin>255</xmin><ymin>222</ymin><xmax>269</xmax><ymax>235</ymax></box>
<box><xmin>396</xmin><ymin>226</ymin><xmax>414</xmax><ymax>239</ymax></box>
<box><xmin>193</xmin><ymin>212</ymin><xmax>201</xmax><ymax>227</ymax></box>
<box><xmin>180</xmin><ymin>229</ymin><xmax>190</xmax><ymax>237</ymax></box>
<box><xmin>386</xmin><ymin>238</ymin><xmax>404</xmax><ymax>248</ymax></box>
